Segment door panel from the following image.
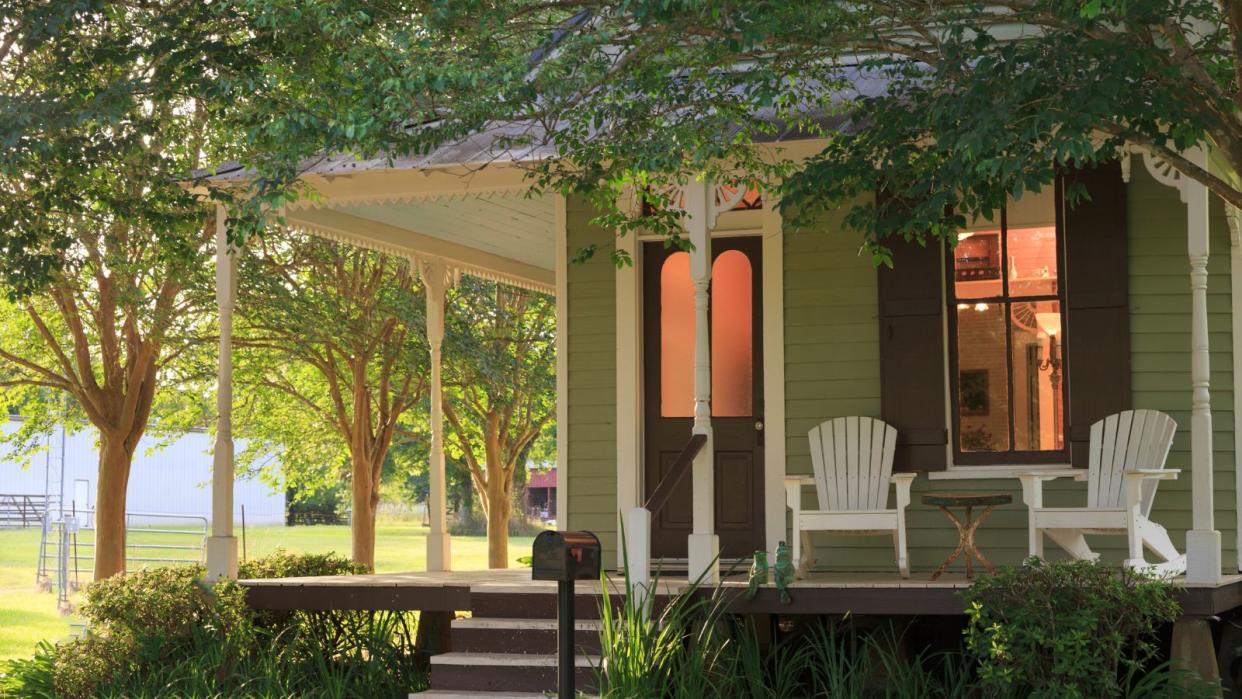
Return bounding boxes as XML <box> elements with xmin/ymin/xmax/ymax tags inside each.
<box><xmin>643</xmin><ymin>236</ymin><xmax>765</xmax><ymax>560</ymax></box>
<box><xmin>656</xmin><ymin>450</ymin><xmax>693</xmax><ymax>531</ymax></box>
<box><xmin>715</xmin><ymin>452</ymin><xmax>754</xmax><ymax>529</ymax></box>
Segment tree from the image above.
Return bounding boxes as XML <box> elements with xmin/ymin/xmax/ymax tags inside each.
<box><xmin>204</xmin><ymin>1</ymin><xmax>1242</xmax><ymax>261</ymax></box>
<box><xmin>0</xmin><ymin>1</ymin><xmax>269</xmax><ymax>294</ymax></box>
<box><xmin>14</xmin><ymin>3</ymin><xmax>1242</xmax><ymax>275</ymax></box>
<box><xmin>416</xmin><ymin>1</ymin><xmax>1242</xmax><ymax>259</ymax></box>
<box><xmin>236</xmin><ymin>232</ymin><xmax>429</xmax><ymax>570</ymax></box>
<box><xmin>441</xmin><ymin>277</ymin><xmax>556</xmax><ymax>569</ymax></box>
<box><xmin>0</xmin><ymin>203</ymin><xmax>214</xmax><ymax>581</ymax></box>
<box><xmin>0</xmin><ymin>2</ymin><xmax>227</xmax><ymax>579</ymax></box>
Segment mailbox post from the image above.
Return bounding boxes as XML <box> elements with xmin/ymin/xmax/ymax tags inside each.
<box><xmin>532</xmin><ymin>530</ymin><xmax>601</xmax><ymax>699</ymax></box>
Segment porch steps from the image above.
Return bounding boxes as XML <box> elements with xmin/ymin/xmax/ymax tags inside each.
<box><xmin>448</xmin><ymin>617</ymin><xmax>603</xmax><ymax>655</ymax></box>
<box><xmin>418</xmin><ymin>692</ymin><xmax>599</xmax><ymax>699</ymax></box>
<box><xmin>427</xmin><ymin>611</ymin><xmax>603</xmax><ymax>695</ymax></box>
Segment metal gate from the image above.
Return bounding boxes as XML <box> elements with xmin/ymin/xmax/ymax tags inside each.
<box><xmin>37</xmin><ymin>510</ymin><xmax>208</xmax><ymax>609</ymax></box>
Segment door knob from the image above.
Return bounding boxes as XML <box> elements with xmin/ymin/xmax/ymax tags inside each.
<box><xmin>755</xmin><ymin>420</ymin><xmax>764</xmax><ymax>431</ymax></box>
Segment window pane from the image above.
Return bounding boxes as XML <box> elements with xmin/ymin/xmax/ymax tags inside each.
<box><xmin>1007</xmin><ymin>188</ymin><xmax>1059</xmax><ymax>297</ymax></box>
<box><xmin>953</xmin><ymin>230</ymin><xmax>1003</xmax><ymax>299</ymax></box>
<box><xmin>660</xmin><ymin>252</ymin><xmax>694</xmax><ymax>417</ymax></box>
<box><xmin>1006</xmin><ymin>187</ymin><xmax>1057</xmax><ymax>228</ymax></box>
<box><xmin>1011</xmin><ymin>300</ymin><xmax>1065</xmax><ymax>451</ymax></box>
<box><xmin>956</xmin><ymin>302</ymin><xmax>1010</xmax><ymax>452</ymax></box>
<box><xmin>711</xmin><ymin>251</ymin><xmax>753</xmax><ymax>416</ymax></box>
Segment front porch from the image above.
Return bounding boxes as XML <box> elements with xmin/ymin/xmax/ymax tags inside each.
<box><xmin>198</xmin><ymin>145</ymin><xmax>1242</xmax><ymax>695</ymax></box>
<box><xmin>238</xmin><ymin>566</ymin><xmax>1242</xmax><ymax>619</ymax></box>
<box><xmin>240</xmin><ymin>565</ymin><xmax>1242</xmax><ymax>694</ymax></box>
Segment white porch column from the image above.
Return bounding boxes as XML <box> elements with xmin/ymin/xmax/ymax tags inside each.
<box><xmin>1184</xmin><ymin>148</ymin><xmax>1222</xmax><ymax>583</ymax></box>
<box><xmin>206</xmin><ymin>205</ymin><xmax>238</xmax><ymax>582</ymax></box>
<box><xmin>419</xmin><ymin>259</ymin><xmax>452</xmax><ymax>572</ymax></box>
<box><xmin>684</xmin><ymin>179</ymin><xmax>719</xmax><ymax>584</ymax></box>
<box><xmin>1229</xmin><ymin>206</ymin><xmax>1242</xmax><ymax>572</ymax></box>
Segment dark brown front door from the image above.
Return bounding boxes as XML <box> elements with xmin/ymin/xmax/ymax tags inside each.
<box><xmin>642</xmin><ymin>236</ymin><xmax>765</xmax><ymax>560</ymax></box>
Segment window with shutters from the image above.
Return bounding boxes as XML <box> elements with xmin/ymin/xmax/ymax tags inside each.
<box><xmin>948</xmin><ymin>186</ymin><xmax>1069</xmax><ymax>464</ymax></box>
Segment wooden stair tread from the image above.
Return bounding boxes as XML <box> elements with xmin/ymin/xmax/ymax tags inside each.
<box><xmin>452</xmin><ymin>617</ymin><xmax>601</xmax><ymax>631</ymax></box>
<box><xmin>430</xmin><ymin>652</ymin><xmax>599</xmax><ymax>668</ymax></box>
<box><xmin>416</xmin><ymin>691</ymin><xmax>598</xmax><ymax>698</ymax></box>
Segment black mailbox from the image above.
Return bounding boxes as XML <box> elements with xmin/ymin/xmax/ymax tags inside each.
<box><xmin>533</xmin><ymin>530</ymin><xmax>602</xmax><ymax>699</ymax></box>
<box><xmin>532</xmin><ymin>530</ymin><xmax>601</xmax><ymax>582</ymax></box>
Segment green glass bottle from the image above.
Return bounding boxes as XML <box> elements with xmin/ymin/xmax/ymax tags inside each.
<box><xmin>774</xmin><ymin>540</ymin><xmax>795</xmax><ymax>605</ymax></box>
<box><xmin>744</xmin><ymin>550</ymin><xmax>769</xmax><ymax>600</ymax></box>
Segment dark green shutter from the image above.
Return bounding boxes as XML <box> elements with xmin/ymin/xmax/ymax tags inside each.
<box><xmin>878</xmin><ymin>234</ymin><xmax>949</xmax><ymax>471</ymax></box>
<box><xmin>1063</xmin><ymin>161</ymin><xmax>1131</xmax><ymax>467</ymax></box>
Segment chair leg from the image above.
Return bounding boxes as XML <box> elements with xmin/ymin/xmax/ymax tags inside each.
<box><xmin>893</xmin><ymin>528</ymin><xmax>909</xmax><ymax>579</ymax></box>
<box><xmin>791</xmin><ymin>527</ymin><xmax>801</xmax><ymax>577</ymax></box>
<box><xmin>1029</xmin><ymin>522</ymin><xmax>1044</xmax><ymax>560</ymax></box>
<box><xmin>1139</xmin><ymin>518</ymin><xmax>1183</xmax><ymax>563</ymax></box>
<box><xmin>1045</xmin><ymin>529</ymin><xmax>1098</xmax><ymax>561</ymax></box>
<box><xmin>796</xmin><ymin>530</ymin><xmax>813</xmax><ymax>579</ymax></box>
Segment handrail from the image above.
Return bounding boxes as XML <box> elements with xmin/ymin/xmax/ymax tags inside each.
<box><xmin>643</xmin><ymin>433</ymin><xmax>708</xmax><ymax>517</ymax></box>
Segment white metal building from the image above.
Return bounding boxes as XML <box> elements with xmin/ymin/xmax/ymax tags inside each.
<box><xmin>0</xmin><ymin>419</ymin><xmax>285</xmax><ymax>526</ymax></box>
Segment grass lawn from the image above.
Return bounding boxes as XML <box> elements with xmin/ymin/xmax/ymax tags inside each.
<box><xmin>0</xmin><ymin>521</ymin><xmax>535</xmax><ymax>661</ymax></box>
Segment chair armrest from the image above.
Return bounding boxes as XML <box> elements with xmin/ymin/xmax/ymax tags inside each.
<box><xmin>1021</xmin><ymin>469</ymin><xmax>1086</xmax><ymax>481</ymax></box>
<box><xmin>890</xmin><ymin>473</ymin><xmax>915</xmax><ymax>509</ymax></box>
<box><xmin>784</xmin><ymin>476</ymin><xmax>813</xmax><ymax>510</ymax></box>
<box><xmin>1122</xmin><ymin>469</ymin><xmax>1180</xmax><ymax>481</ymax></box>
<box><xmin>1122</xmin><ymin>469</ymin><xmax>1178</xmax><ymax>511</ymax></box>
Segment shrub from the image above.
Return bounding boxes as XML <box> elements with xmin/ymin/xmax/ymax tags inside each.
<box><xmin>963</xmin><ymin>558</ymin><xmax>1179</xmax><ymax>698</ymax></box>
<box><xmin>509</xmin><ymin>512</ymin><xmax>552</xmax><ymax>537</ymax></box>
<box><xmin>81</xmin><ymin>565</ymin><xmax>216</xmax><ymax>641</ymax></box>
<box><xmin>238</xmin><ymin>548</ymin><xmax>368</xmax><ymax>578</ymax></box>
<box><xmin>21</xmin><ymin>551</ymin><xmax>425</xmax><ymax>699</ymax></box>
<box><xmin>50</xmin><ymin>634</ymin><xmax>136</xmax><ymax>699</ymax></box>
<box><xmin>596</xmin><ymin>560</ymin><xmax>973</xmax><ymax>698</ymax></box>
<box><xmin>596</xmin><ymin>569</ymin><xmax>740</xmax><ymax>697</ymax></box>
<box><xmin>0</xmin><ymin>641</ymin><xmax>57</xmax><ymax>699</ymax></box>
<box><xmin>448</xmin><ymin>507</ymin><xmax>547</xmax><ymax>536</ymax></box>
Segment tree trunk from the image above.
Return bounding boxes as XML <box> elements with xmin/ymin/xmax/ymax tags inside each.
<box><xmin>351</xmin><ymin>452</ymin><xmax>377</xmax><ymax>571</ymax></box>
<box><xmin>485</xmin><ymin>473</ymin><xmax>510</xmax><ymax>569</ymax></box>
<box><xmin>94</xmin><ymin>433</ymin><xmax>133</xmax><ymax>580</ymax></box>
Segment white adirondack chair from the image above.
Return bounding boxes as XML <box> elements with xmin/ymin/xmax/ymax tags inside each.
<box><xmin>784</xmin><ymin>417</ymin><xmax>916</xmax><ymax>579</ymax></box>
<box><xmin>1018</xmin><ymin>409</ymin><xmax>1184</xmax><ymax>575</ymax></box>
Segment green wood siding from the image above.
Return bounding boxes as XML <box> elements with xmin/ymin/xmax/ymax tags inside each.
<box><xmin>1128</xmin><ymin>163</ymin><xmax>1236</xmax><ymax>571</ymax></box>
<box><xmin>564</xmin><ymin>196</ymin><xmax>619</xmax><ymax>559</ymax></box>
<box><xmin>784</xmin><ymin>168</ymin><xmax>1238</xmax><ymax>573</ymax></box>
<box><xmin>560</xmin><ymin>171</ymin><xmax>1238</xmax><ymax>573</ymax></box>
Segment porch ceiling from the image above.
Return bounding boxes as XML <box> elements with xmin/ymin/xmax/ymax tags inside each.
<box><xmin>337</xmin><ymin>196</ymin><xmax>555</xmax><ymax>271</ymax></box>
<box><xmin>283</xmin><ymin>190</ymin><xmax>558</xmax><ymax>294</ymax></box>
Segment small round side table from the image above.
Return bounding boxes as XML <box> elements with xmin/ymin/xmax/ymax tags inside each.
<box><xmin>921</xmin><ymin>492</ymin><xmax>1013</xmax><ymax>580</ymax></box>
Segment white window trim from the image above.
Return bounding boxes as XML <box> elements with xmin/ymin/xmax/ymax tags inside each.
<box><xmin>938</xmin><ymin>212</ymin><xmax>1072</xmax><ymax>475</ymax></box>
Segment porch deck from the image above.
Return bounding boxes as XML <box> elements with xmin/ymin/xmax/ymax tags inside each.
<box><xmin>239</xmin><ymin>568</ymin><xmax>1242</xmax><ymax>618</ymax></box>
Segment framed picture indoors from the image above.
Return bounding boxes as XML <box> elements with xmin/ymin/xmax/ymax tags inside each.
<box><xmin>959</xmin><ymin>369</ymin><xmax>990</xmax><ymax>416</ymax></box>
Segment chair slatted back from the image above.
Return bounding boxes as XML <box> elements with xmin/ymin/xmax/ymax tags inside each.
<box><xmin>808</xmin><ymin>417</ymin><xmax>898</xmax><ymax>511</ymax></box>
<box><xmin>1086</xmin><ymin>409</ymin><xmax>1177</xmax><ymax>513</ymax></box>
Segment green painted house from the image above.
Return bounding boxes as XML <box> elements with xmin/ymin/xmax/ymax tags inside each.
<box><xmin>563</xmin><ymin>149</ymin><xmax>1239</xmax><ymax>584</ymax></box>
<box><xmin>203</xmin><ymin>137</ymin><xmax>1240</xmax><ymax>592</ymax></box>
